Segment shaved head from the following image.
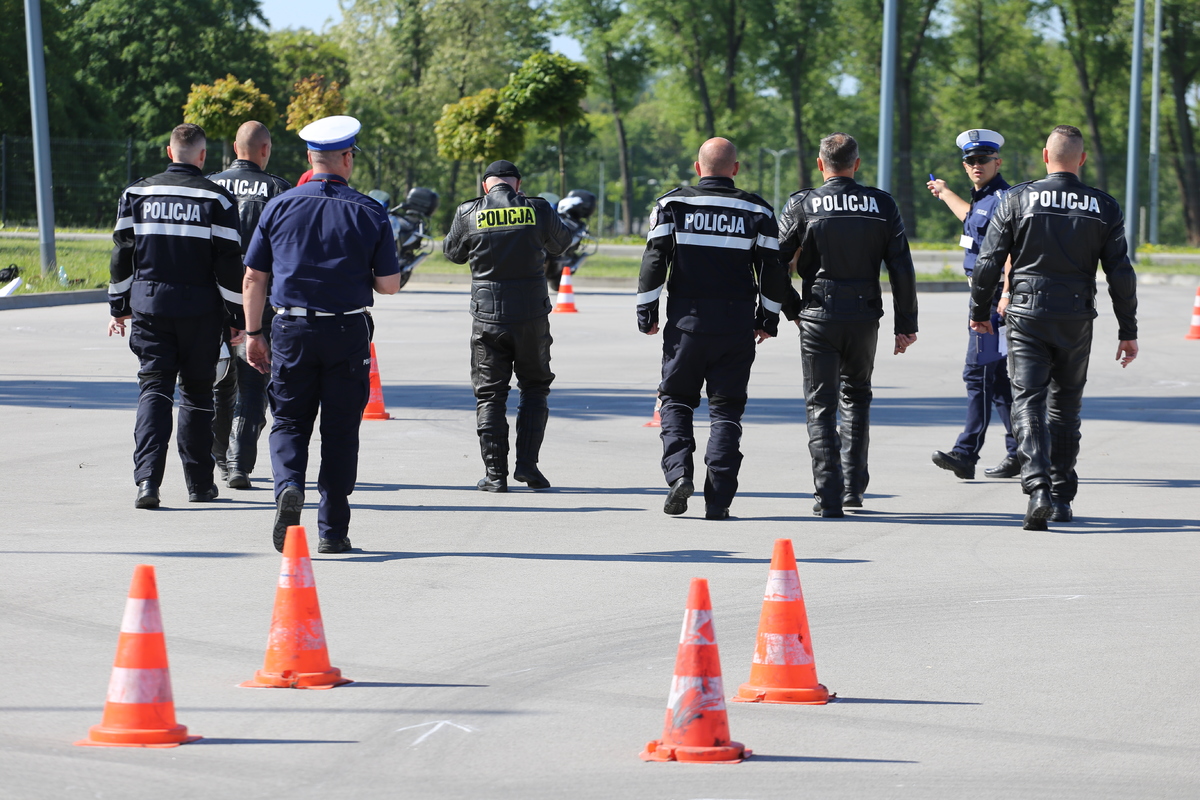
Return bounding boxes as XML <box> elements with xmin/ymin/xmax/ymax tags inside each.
<box><xmin>1043</xmin><ymin>124</ymin><xmax>1087</xmax><ymax>175</ymax></box>
<box><xmin>235</xmin><ymin>121</ymin><xmax>271</xmax><ymax>151</ymax></box>
<box><xmin>697</xmin><ymin>138</ymin><xmax>739</xmax><ymax>177</ymax></box>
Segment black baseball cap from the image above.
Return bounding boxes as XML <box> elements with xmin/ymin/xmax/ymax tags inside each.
<box><xmin>483</xmin><ymin>160</ymin><xmax>522</xmax><ymax>180</ymax></box>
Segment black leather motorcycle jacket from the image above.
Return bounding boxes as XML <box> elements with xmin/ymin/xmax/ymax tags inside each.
<box><xmin>970</xmin><ymin>171</ymin><xmax>1137</xmax><ymax>340</ymax></box>
<box><xmin>208</xmin><ymin>160</ymin><xmax>291</xmax><ymax>256</ymax></box>
<box><xmin>777</xmin><ymin>176</ymin><xmax>918</xmax><ymax>334</ymax></box>
<box><xmin>443</xmin><ymin>183</ymin><xmax>571</xmax><ymax>323</ymax></box>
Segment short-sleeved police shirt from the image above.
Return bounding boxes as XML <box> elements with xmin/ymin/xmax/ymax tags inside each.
<box><xmin>245</xmin><ymin>173</ymin><xmax>400</xmax><ymax>313</ymax></box>
<box><xmin>962</xmin><ymin>173</ymin><xmax>1009</xmax><ymax>276</ymax></box>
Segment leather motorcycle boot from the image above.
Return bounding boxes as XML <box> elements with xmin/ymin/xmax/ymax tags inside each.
<box><xmin>1023</xmin><ymin>486</ymin><xmax>1053</xmax><ymax>530</ymax></box>
<box><xmin>476</xmin><ymin>434</ymin><xmax>508</xmax><ymax>493</ymax></box>
<box><xmin>932</xmin><ymin>450</ymin><xmax>975</xmax><ymax>480</ymax></box>
<box><xmin>813</xmin><ymin>500</ymin><xmax>844</xmax><ymax>518</ymax></box>
<box><xmin>984</xmin><ymin>455</ymin><xmax>1020</xmax><ymax>479</ymax></box>
<box><xmin>1050</xmin><ymin>497</ymin><xmax>1073</xmax><ymax>522</ymax></box>
<box><xmin>513</xmin><ymin>403</ymin><xmax>551</xmax><ymax>489</ymax></box>
<box><xmin>842</xmin><ymin>493</ymin><xmax>864</xmax><ymax>509</ymax></box>
<box><xmin>135</xmin><ymin>480</ymin><xmax>160</xmax><ymax>509</ymax></box>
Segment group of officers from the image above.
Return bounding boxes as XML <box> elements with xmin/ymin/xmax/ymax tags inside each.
<box><xmin>108</xmin><ymin>114</ymin><xmax>1138</xmax><ymax>552</ymax></box>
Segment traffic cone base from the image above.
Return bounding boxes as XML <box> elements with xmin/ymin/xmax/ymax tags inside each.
<box><xmin>641</xmin><ymin>578</ymin><xmax>749</xmax><ymax>764</ymax></box>
<box><xmin>734</xmin><ymin>540</ymin><xmax>830</xmax><ymax>705</ymax></box>
<box><xmin>75</xmin><ymin>565</ymin><xmax>201</xmax><ymax>747</ymax></box>
<box><xmin>553</xmin><ymin>266</ymin><xmax>579</xmax><ymax>313</ymax></box>
<box><xmin>241</xmin><ymin>526</ymin><xmax>352</xmax><ymax>689</ymax></box>
<box><xmin>363</xmin><ymin>342</ymin><xmax>391</xmax><ymax>419</ymax></box>
<box><xmin>1185</xmin><ymin>287</ymin><xmax>1200</xmax><ymax>339</ymax></box>
<box><xmin>642</xmin><ymin>395</ymin><xmax>662</xmax><ymax>428</ymax></box>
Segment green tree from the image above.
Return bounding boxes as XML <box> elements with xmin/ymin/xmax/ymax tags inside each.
<box><xmin>435</xmin><ymin>88</ymin><xmax>527</xmax><ymax>172</ymax></box>
<box><xmin>285</xmin><ymin>74</ymin><xmax>347</xmax><ymax>133</ymax></box>
<box><xmin>269</xmin><ymin>29</ymin><xmax>350</xmax><ymax>93</ymax></box>
<box><xmin>71</xmin><ymin>0</ymin><xmax>272</xmax><ymax>138</ymax></box>
<box><xmin>502</xmin><ymin>52</ymin><xmax>590</xmax><ymax>196</ymax></box>
<box><xmin>1163</xmin><ymin>0</ymin><xmax>1200</xmax><ymax>244</ymax></box>
<box><xmin>183</xmin><ymin>74</ymin><xmax>276</xmax><ymax>166</ymax></box>
<box><xmin>556</xmin><ymin>0</ymin><xmax>651</xmax><ymax>233</ymax></box>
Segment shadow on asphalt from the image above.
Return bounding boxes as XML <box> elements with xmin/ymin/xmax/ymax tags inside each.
<box><xmin>833</xmin><ymin>697</ymin><xmax>980</xmax><ymax>705</ymax></box>
<box><xmin>335</xmin><ymin>549</ymin><xmax>777</xmax><ymax>565</ymax></box>
<box><xmin>342</xmin><ymin>682</ymin><xmax>488</xmax><ymax>689</ymax></box>
<box><xmin>0</xmin><ymin>550</ymin><xmax>266</xmax><ymax>558</ymax></box>
<box><xmin>3</xmin><ymin>378</ymin><xmax>1195</xmax><ymax>427</ymax></box>
<box><xmin>194</xmin><ymin>738</ymin><xmax>358</xmax><ymax>745</ymax></box>
<box><xmin>749</xmin><ymin>754</ymin><xmax>919</xmax><ymax>764</ymax></box>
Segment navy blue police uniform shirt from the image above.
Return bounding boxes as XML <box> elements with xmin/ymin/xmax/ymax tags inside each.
<box><xmin>962</xmin><ymin>173</ymin><xmax>1010</xmax><ymax>276</ymax></box>
<box><xmin>245</xmin><ymin>173</ymin><xmax>400</xmax><ymax>311</ymax></box>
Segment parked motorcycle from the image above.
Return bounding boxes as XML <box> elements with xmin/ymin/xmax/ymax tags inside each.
<box><xmin>368</xmin><ymin>187</ymin><xmax>440</xmax><ymax>289</ymax></box>
<box><xmin>546</xmin><ymin>189</ymin><xmax>598</xmax><ymax>291</ymax></box>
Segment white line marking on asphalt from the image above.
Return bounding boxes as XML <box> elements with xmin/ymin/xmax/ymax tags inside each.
<box><xmin>395</xmin><ymin>720</ymin><xmax>477</xmax><ymax>746</ymax></box>
<box><xmin>972</xmin><ymin>595</ymin><xmax>1083</xmax><ymax>603</ymax></box>
<box><xmin>493</xmin><ymin>668</ymin><xmax>533</xmax><ymax>676</ymax></box>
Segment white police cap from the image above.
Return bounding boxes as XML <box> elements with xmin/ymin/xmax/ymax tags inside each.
<box><xmin>298</xmin><ymin>115</ymin><xmax>362</xmax><ymax>152</ymax></box>
<box><xmin>956</xmin><ymin>129</ymin><xmax>1004</xmax><ymax>155</ymax></box>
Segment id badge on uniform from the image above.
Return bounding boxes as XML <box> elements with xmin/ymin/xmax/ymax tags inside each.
<box><xmin>958</xmin><ymin>234</ymin><xmax>974</xmax><ymax>249</ymax></box>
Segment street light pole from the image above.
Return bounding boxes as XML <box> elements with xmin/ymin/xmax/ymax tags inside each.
<box><xmin>877</xmin><ymin>0</ymin><xmax>899</xmax><ymax>194</ymax></box>
<box><xmin>23</xmin><ymin>0</ymin><xmax>57</xmax><ymax>278</ymax></box>
<box><xmin>763</xmin><ymin>148</ymin><xmax>793</xmax><ymax>213</ymax></box>
<box><xmin>1149</xmin><ymin>0</ymin><xmax>1163</xmax><ymax>244</ymax></box>
<box><xmin>1124</xmin><ymin>0</ymin><xmax>1146</xmax><ymax>261</ymax></box>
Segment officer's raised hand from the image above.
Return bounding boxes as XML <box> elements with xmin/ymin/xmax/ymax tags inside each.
<box><xmin>894</xmin><ymin>333</ymin><xmax>917</xmax><ymax>354</ymax></box>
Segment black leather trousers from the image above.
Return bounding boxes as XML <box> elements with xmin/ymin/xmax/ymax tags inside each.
<box><xmin>1005</xmin><ymin>315</ymin><xmax>1092</xmax><ymax>500</ymax></box>
<box><xmin>470</xmin><ymin>316</ymin><xmax>554</xmax><ymax>475</ymax></box>
<box><xmin>799</xmin><ymin>319</ymin><xmax>878</xmax><ymax>507</ymax></box>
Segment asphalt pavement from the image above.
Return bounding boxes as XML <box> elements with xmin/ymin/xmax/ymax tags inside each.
<box><xmin>1</xmin><ymin>281</ymin><xmax>1198</xmax><ymax>799</ymax></box>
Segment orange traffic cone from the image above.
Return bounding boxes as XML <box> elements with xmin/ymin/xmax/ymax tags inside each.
<box><xmin>641</xmin><ymin>578</ymin><xmax>749</xmax><ymax>764</ymax></box>
<box><xmin>240</xmin><ymin>525</ymin><xmax>352</xmax><ymax>689</ymax></box>
<box><xmin>362</xmin><ymin>342</ymin><xmax>391</xmax><ymax>420</ymax></box>
<box><xmin>733</xmin><ymin>539</ymin><xmax>830</xmax><ymax>705</ymax></box>
<box><xmin>553</xmin><ymin>266</ymin><xmax>579</xmax><ymax>313</ymax></box>
<box><xmin>642</xmin><ymin>395</ymin><xmax>662</xmax><ymax>428</ymax></box>
<box><xmin>76</xmin><ymin>565</ymin><xmax>200</xmax><ymax>747</ymax></box>
<box><xmin>1186</xmin><ymin>287</ymin><xmax>1200</xmax><ymax>340</ymax></box>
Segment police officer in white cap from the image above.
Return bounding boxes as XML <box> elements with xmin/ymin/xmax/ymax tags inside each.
<box><xmin>926</xmin><ymin>128</ymin><xmax>1020</xmax><ymax>482</ymax></box>
<box><xmin>242</xmin><ymin>115</ymin><xmax>402</xmax><ymax>554</ymax></box>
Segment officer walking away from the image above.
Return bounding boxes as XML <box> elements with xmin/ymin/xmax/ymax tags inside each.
<box><xmin>107</xmin><ymin>123</ymin><xmax>244</xmax><ymax>509</ymax></box>
<box><xmin>208</xmin><ymin>121</ymin><xmax>291</xmax><ymax>490</ymax></box>
<box><xmin>970</xmin><ymin>125</ymin><xmax>1137</xmax><ymax>530</ymax></box>
<box><xmin>442</xmin><ymin>160</ymin><xmax>571</xmax><ymax>492</ymax></box>
<box><xmin>242</xmin><ymin>116</ymin><xmax>401</xmax><ymax>554</ymax></box>
<box><xmin>637</xmin><ymin>137</ymin><xmax>791</xmax><ymax>520</ymax></box>
<box><xmin>926</xmin><ymin>129</ymin><xmax>1020</xmax><ymax>480</ymax></box>
<box><xmin>778</xmin><ymin>132</ymin><xmax>919</xmax><ymax>518</ymax></box>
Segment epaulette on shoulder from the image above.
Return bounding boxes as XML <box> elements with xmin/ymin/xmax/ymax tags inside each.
<box><xmin>655</xmin><ymin>187</ymin><xmax>684</xmax><ymax>203</ymax></box>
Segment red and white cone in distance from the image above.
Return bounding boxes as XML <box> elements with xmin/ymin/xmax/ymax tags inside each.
<box><xmin>640</xmin><ymin>577</ymin><xmax>749</xmax><ymax>764</ymax></box>
<box><xmin>553</xmin><ymin>266</ymin><xmax>579</xmax><ymax>313</ymax></box>
<box><xmin>642</xmin><ymin>395</ymin><xmax>662</xmax><ymax>428</ymax></box>
<box><xmin>1185</xmin><ymin>287</ymin><xmax>1200</xmax><ymax>340</ymax></box>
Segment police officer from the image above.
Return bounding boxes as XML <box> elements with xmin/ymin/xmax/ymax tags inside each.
<box><xmin>926</xmin><ymin>129</ymin><xmax>1020</xmax><ymax>481</ymax></box>
<box><xmin>107</xmin><ymin>123</ymin><xmax>245</xmax><ymax>509</ymax></box>
<box><xmin>778</xmin><ymin>132</ymin><xmax>919</xmax><ymax>518</ymax></box>
<box><xmin>637</xmin><ymin>137</ymin><xmax>791</xmax><ymax>520</ymax></box>
<box><xmin>208</xmin><ymin>121</ymin><xmax>291</xmax><ymax>490</ymax></box>
<box><xmin>970</xmin><ymin>125</ymin><xmax>1138</xmax><ymax>529</ymax></box>
<box><xmin>243</xmin><ymin>116</ymin><xmax>401</xmax><ymax>554</ymax></box>
<box><xmin>443</xmin><ymin>160</ymin><xmax>571</xmax><ymax>492</ymax></box>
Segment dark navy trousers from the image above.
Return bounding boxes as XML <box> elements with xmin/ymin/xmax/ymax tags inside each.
<box><xmin>658</xmin><ymin>325</ymin><xmax>755</xmax><ymax>509</ymax></box>
<box><xmin>128</xmin><ymin>310</ymin><xmax>223</xmax><ymax>490</ymax></box>
<box><xmin>951</xmin><ymin>313</ymin><xmax>1017</xmax><ymax>464</ymax></box>
<box><xmin>268</xmin><ymin>313</ymin><xmax>371</xmax><ymax>540</ymax></box>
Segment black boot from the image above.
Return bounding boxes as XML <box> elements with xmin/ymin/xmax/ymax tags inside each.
<box><xmin>476</xmin><ymin>401</ymin><xmax>509</xmax><ymax>492</ymax></box>
<box><xmin>513</xmin><ymin>402</ymin><xmax>550</xmax><ymax>489</ymax></box>
<box><xmin>1024</xmin><ymin>486</ymin><xmax>1053</xmax><ymax>530</ymax></box>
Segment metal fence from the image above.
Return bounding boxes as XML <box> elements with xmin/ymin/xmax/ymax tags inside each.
<box><xmin>0</xmin><ymin>135</ymin><xmax>314</xmax><ymax>229</ymax></box>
